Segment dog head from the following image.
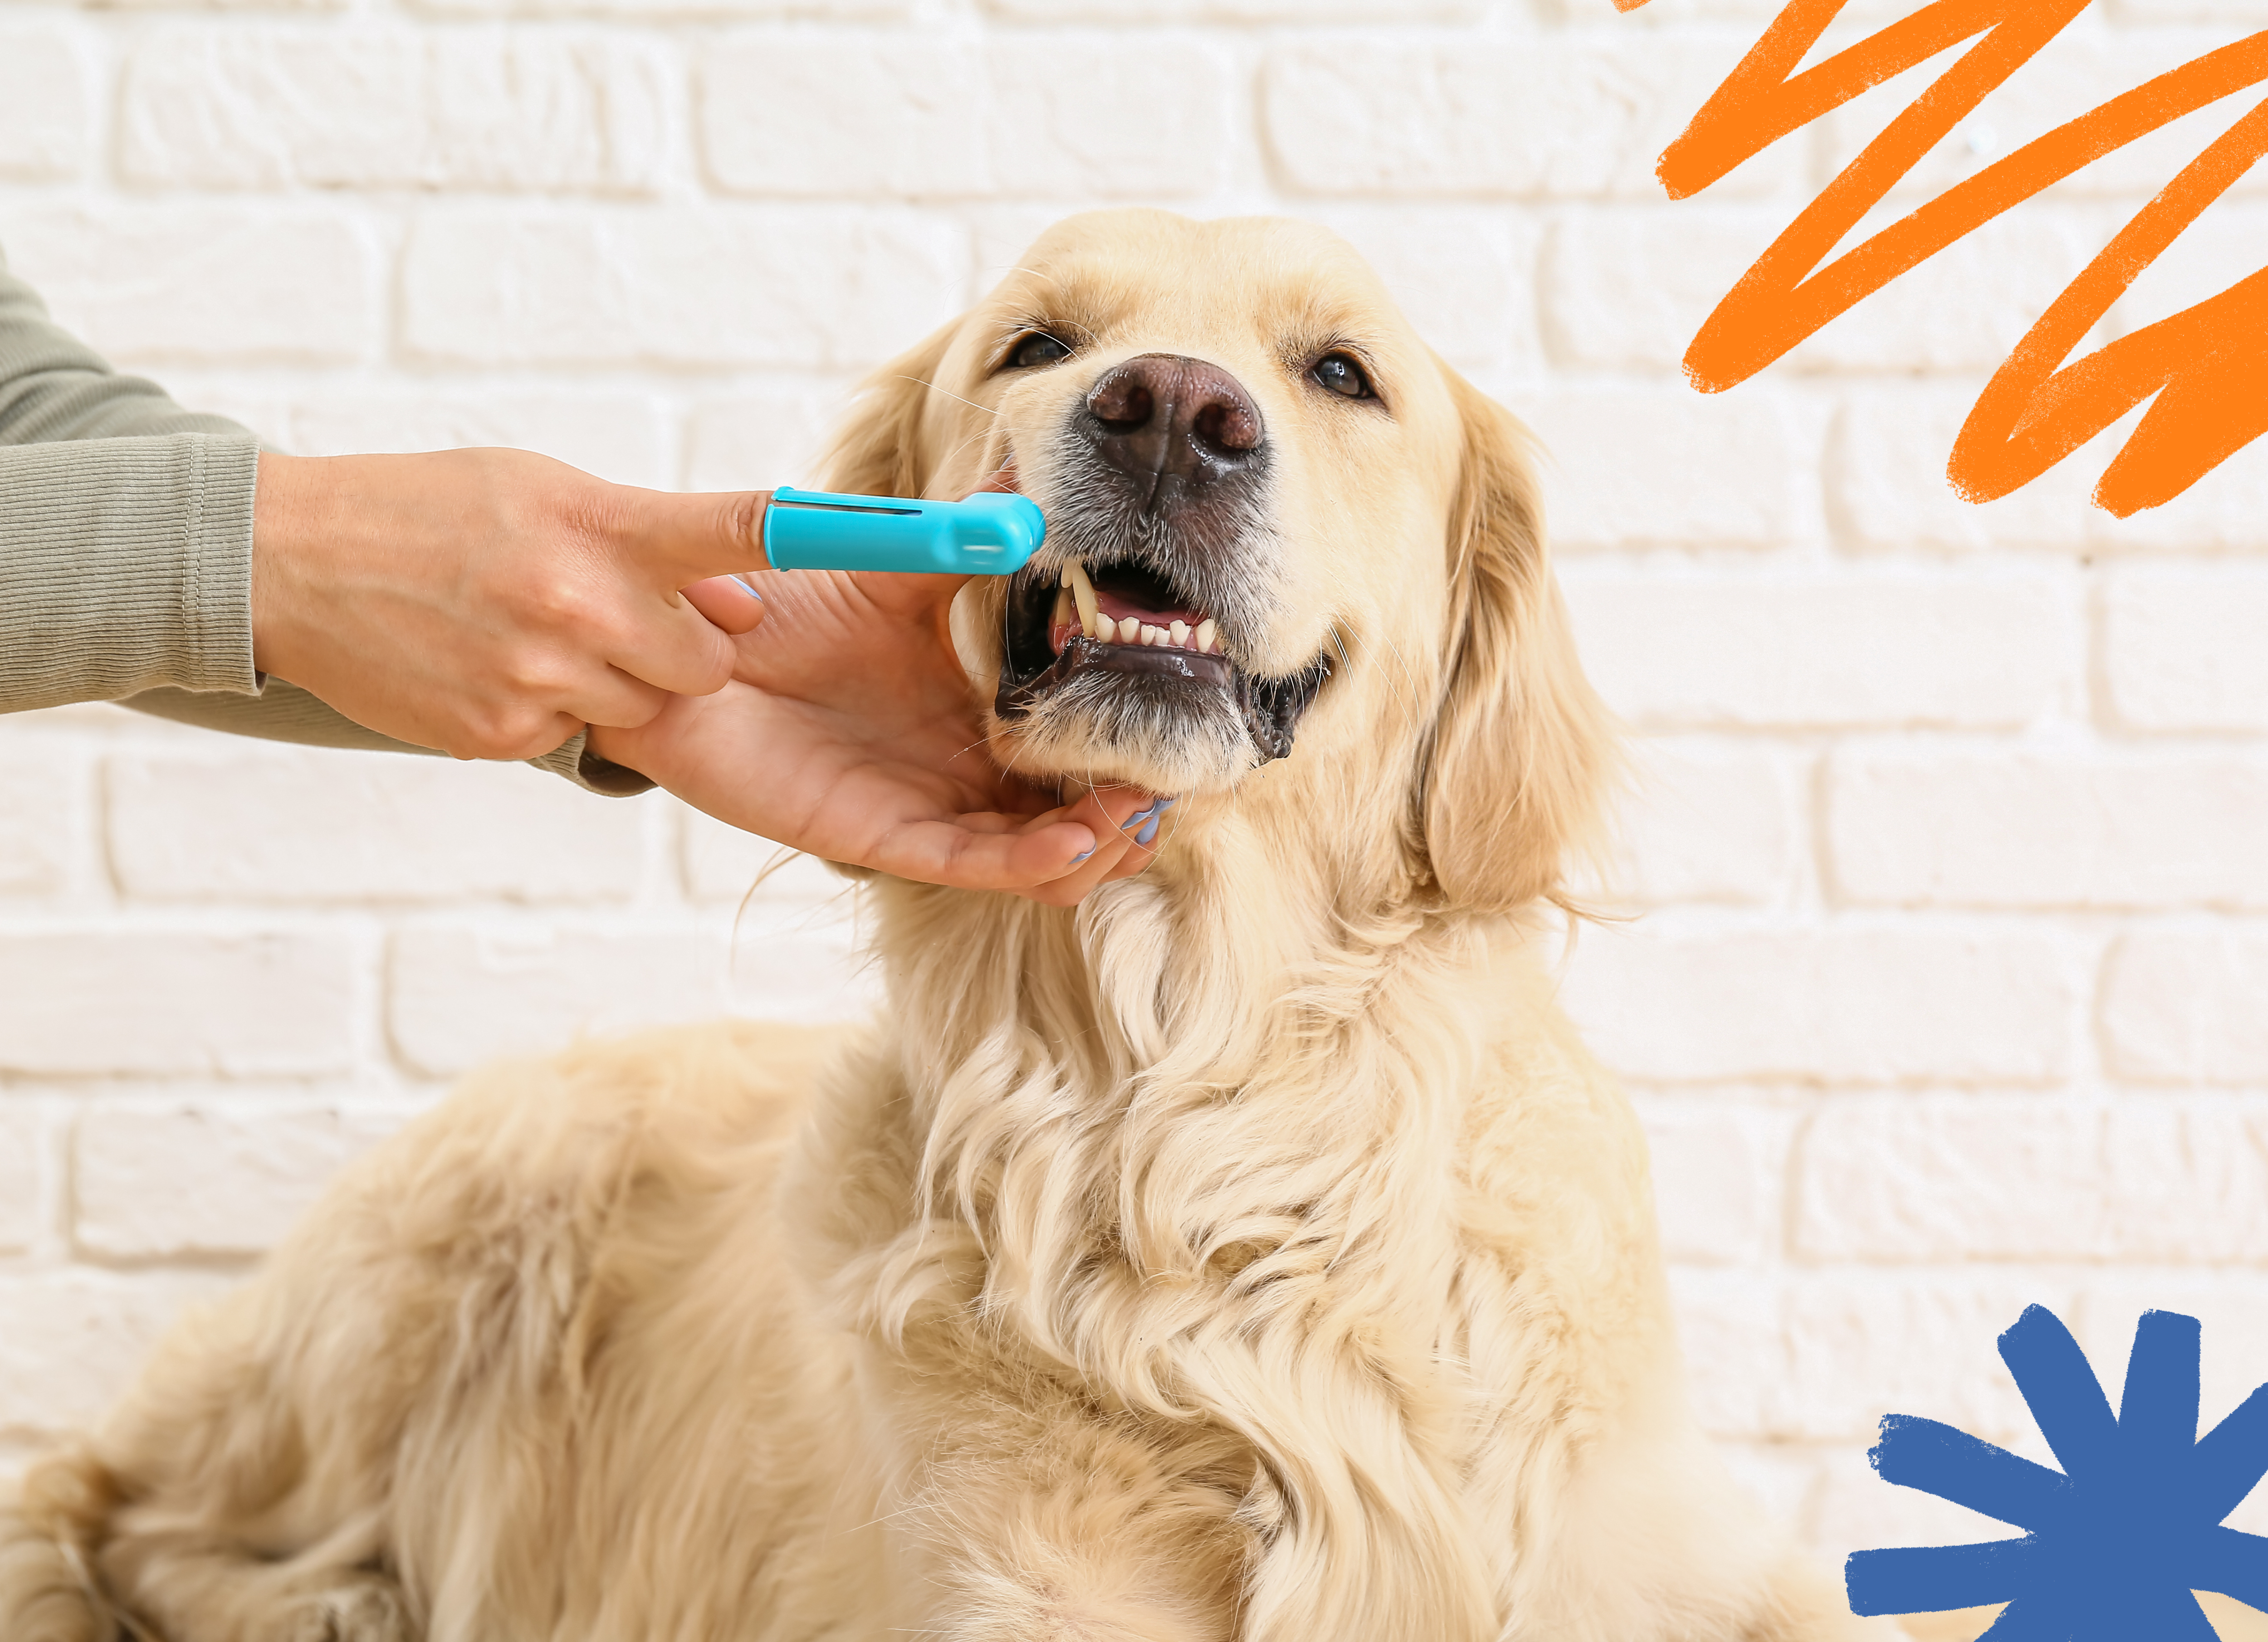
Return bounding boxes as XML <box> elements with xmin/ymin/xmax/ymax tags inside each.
<box><xmin>823</xmin><ymin>210</ymin><xmax>1614</xmax><ymax>914</ymax></box>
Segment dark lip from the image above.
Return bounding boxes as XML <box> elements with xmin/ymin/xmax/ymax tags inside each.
<box><xmin>991</xmin><ymin>558</ymin><xmax>1330</xmax><ymax>764</ymax></box>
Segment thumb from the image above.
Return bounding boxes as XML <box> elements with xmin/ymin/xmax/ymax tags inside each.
<box><xmin>614</xmin><ymin>487</ymin><xmax>774</xmax><ymax>588</ymax></box>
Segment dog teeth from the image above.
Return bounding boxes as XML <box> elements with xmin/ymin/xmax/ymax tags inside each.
<box><xmin>1056</xmin><ymin>560</ymin><xmax>1223</xmax><ymax>658</ymax></box>
<box><xmin>1065</xmin><ymin>560</ymin><xmax>1101</xmax><ymax>637</ymax></box>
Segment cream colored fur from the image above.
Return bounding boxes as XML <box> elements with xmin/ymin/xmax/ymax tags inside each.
<box><xmin>2</xmin><ymin>211</ymin><xmax>1883</xmax><ymax>1642</ymax></box>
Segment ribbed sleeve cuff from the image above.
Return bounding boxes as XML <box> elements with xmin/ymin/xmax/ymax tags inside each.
<box><xmin>119</xmin><ymin>687</ymin><xmax>658</xmax><ymax>798</ymax></box>
<box><xmin>0</xmin><ymin>432</ymin><xmax>260</xmax><ymax>712</ymax></box>
<box><xmin>527</xmin><ymin>731</ymin><xmax>658</xmax><ymax>796</ymax></box>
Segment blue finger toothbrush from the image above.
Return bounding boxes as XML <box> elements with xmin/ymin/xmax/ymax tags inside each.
<box><xmin>762</xmin><ymin>488</ymin><xmax>1045</xmax><ymax>575</ymax></box>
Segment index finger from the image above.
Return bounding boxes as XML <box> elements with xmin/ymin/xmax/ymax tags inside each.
<box><xmin>610</xmin><ymin>487</ymin><xmax>774</xmax><ymax>588</ymax></box>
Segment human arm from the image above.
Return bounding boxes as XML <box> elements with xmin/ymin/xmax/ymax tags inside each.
<box><xmin>0</xmin><ymin>246</ymin><xmax>694</xmax><ymax>787</ymax></box>
<box><xmin>0</xmin><ymin>247</ymin><xmax>267</xmax><ymax>711</ymax></box>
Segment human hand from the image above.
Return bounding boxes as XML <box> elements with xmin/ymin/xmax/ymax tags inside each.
<box><xmin>586</xmin><ymin>565</ymin><xmax>1166</xmax><ymax>904</ymax></box>
<box><xmin>250</xmin><ymin>448</ymin><xmax>770</xmax><ymax>760</ymax></box>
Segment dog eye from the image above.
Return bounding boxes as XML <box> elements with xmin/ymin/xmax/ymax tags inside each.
<box><xmin>1311</xmin><ymin>352</ymin><xmax>1374</xmax><ymax>400</ymax></box>
<box><xmin>1009</xmin><ymin>332</ymin><xmax>1072</xmax><ymax>370</ymax></box>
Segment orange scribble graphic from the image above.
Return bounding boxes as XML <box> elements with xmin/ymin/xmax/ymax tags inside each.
<box><xmin>1624</xmin><ymin>0</ymin><xmax>2268</xmax><ymax>516</ymax></box>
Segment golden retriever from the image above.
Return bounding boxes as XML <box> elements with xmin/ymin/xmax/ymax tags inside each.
<box><xmin>0</xmin><ymin>210</ymin><xmax>1872</xmax><ymax>1642</ymax></box>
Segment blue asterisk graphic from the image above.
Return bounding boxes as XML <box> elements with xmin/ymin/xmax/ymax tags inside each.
<box><xmin>1846</xmin><ymin>1304</ymin><xmax>2268</xmax><ymax>1639</ymax></box>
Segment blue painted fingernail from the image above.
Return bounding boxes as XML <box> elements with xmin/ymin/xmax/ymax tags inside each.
<box><xmin>732</xmin><ymin>575</ymin><xmax>764</xmax><ymax>601</ymax></box>
<box><xmin>1070</xmin><ymin>850</ymin><xmax>1093</xmax><ymax>865</ymax></box>
<box><xmin>1120</xmin><ymin>803</ymin><xmax>1157</xmax><ymax>833</ymax></box>
<box><xmin>1135</xmin><ymin>813</ymin><xmax>1162</xmax><ymax>847</ymax></box>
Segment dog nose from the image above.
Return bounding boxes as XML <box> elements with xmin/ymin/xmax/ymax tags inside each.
<box><xmin>1080</xmin><ymin>354</ymin><xmax>1266</xmax><ymax>506</ymax></box>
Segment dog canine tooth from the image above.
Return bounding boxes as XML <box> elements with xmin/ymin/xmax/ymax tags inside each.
<box><xmin>1196</xmin><ymin>618</ymin><xmax>1217</xmax><ymax>654</ymax></box>
<box><xmin>1066</xmin><ymin>560</ymin><xmax>1101</xmax><ymax>636</ymax></box>
<box><xmin>1051</xmin><ymin>587</ymin><xmax>1075</xmax><ymax>633</ymax></box>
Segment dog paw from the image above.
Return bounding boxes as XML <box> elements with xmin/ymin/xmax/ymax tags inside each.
<box><xmin>281</xmin><ymin>1579</ymin><xmax>414</xmax><ymax>1642</ymax></box>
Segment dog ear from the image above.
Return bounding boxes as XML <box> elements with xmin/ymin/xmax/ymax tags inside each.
<box><xmin>1415</xmin><ymin>365</ymin><xmax>1618</xmax><ymax>914</ymax></box>
<box><xmin>816</xmin><ymin>317</ymin><xmax>963</xmax><ymax>497</ymax></box>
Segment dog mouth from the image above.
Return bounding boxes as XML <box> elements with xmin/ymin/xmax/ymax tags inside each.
<box><xmin>993</xmin><ymin>553</ymin><xmax>1329</xmax><ymax>764</ymax></box>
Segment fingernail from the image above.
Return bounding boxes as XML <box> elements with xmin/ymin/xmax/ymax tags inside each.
<box><xmin>1070</xmin><ymin>849</ymin><xmax>1093</xmax><ymax>865</ymax></box>
<box><xmin>732</xmin><ymin>575</ymin><xmax>764</xmax><ymax>602</ymax></box>
<box><xmin>1157</xmin><ymin>794</ymin><xmax>1178</xmax><ymax>809</ymax></box>
<box><xmin>1120</xmin><ymin>802</ymin><xmax>1158</xmax><ymax>833</ymax></box>
<box><xmin>1135</xmin><ymin>813</ymin><xmax>1162</xmax><ymax>847</ymax></box>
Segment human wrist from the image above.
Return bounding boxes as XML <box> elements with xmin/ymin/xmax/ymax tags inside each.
<box><xmin>583</xmin><ymin>721</ymin><xmax>637</xmax><ymax>770</ymax></box>
<box><xmin>249</xmin><ymin>450</ymin><xmax>322</xmax><ymax>680</ymax></box>
<box><xmin>531</xmin><ymin>726</ymin><xmax>656</xmax><ymax>797</ymax></box>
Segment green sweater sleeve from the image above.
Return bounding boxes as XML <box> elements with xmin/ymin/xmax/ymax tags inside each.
<box><xmin>0</xmin><ymin>246</ymin><xmax>267</xmax><ymax>707</ymax></box>
<box><xmin>0</xmin><ymin>432</ymin><xmax>259</xmax><ymax>706</ymax></box>
<box><xmin>0</xmin><ymin>246</ymin><xmax>649</xmax><ymax>794</ymax></box>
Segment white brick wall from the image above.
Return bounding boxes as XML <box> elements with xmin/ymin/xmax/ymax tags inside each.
<box><xmin>5</xmin><ymin>0</ymin><xmax>2267</xmax><ymax>1564</ymax></box>
<box><xmin>120</xmin><ymin>30</ymin><xmax>674</xmax><ymax>192</ymax></box>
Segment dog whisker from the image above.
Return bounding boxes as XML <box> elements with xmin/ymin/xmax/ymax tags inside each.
<box><xmin>1334</xmin><ymin>621</ymin><xmax>1424</xmax><ymax>735</ymax></box>
<box><xmin>895</xmin><ymin>375</ymin><xmax>998</xmax><ymax>419</ymax></box>
<box><xmin>1330</xmin><ymin>621</ymin><xmax>1415</xmax><ymax>733</ymax></box>
<box><xmin>934</xmin><ymin>420</ymin><xmax>1005</xmax><ymax>481</ymax></box>
<box><xmin>1374</xmin><ymin>629</ymin><xmax>1429</xmax><ymax>706</ymax></box>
